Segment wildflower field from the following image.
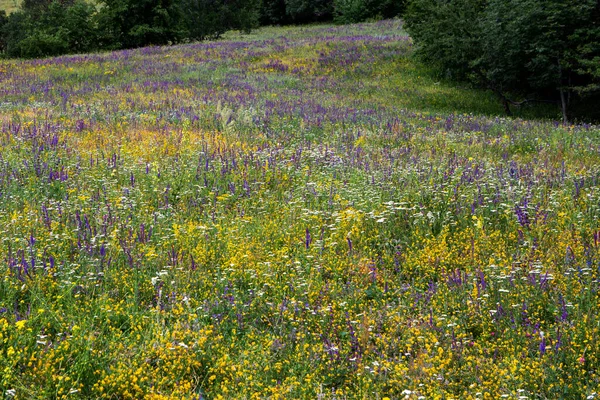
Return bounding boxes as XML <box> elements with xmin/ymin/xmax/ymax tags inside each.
<box><xmin>1</xmin><ymin>20</ymin><xmax>600</xmax><ymax>399</ymax></box>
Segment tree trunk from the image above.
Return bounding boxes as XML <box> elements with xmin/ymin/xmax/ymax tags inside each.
<box><xmin>560</xmin><ymin>88</ymin><xmax>568</xmax><ymax>125</ymax></box>
<box><xmin>557</xmin><ymin>58</ymin><xmax>569</xmax><ymax>124</ymax></box>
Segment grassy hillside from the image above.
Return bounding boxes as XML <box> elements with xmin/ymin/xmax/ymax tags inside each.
<box><xmin>0</xmin><ymin>0</ymin><xmax>19</xmax><ymax>13</ymax></box>
<box><xmin>0</xmin><ymin>20</ymin><xmax>599</xmax><ymax>399</ymax></box>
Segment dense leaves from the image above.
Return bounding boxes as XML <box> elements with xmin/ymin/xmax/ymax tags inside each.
<box><xmin>258</xmin><ymin>0</ymin><xmax>404</xmax><ymax>25</ymax></box>
<box><xmin>0</xmin><ymin>0</ymin><xmax>97</xmax><ymax>58</ymax></box>
<box><xmin>284</xmin><ymin>0</ymin><xmax>334</xmax><ymax>22</ymax></box>
<box><xmin>334</xmin><ymin>0</ymin><xmax>404</xmax><ymax>24</ymax></box>
<box><xmin>405</xmin><ymin>0</ymin><xmax>600</xmax><ymax>121</ymax></box>
<box><xmin>0</xmin><ymin>0</ymin><xmax>403</xmax><ymax>58</ymax></box>
<box><xmin>181</xmin><ymin>0</ymin><xmax>261</xmax><ymax>41</ymax></box>
<box><xmin>96</xmin><ymin>0</ymin><xmax>185</xmax><ymax>49</ymax></box>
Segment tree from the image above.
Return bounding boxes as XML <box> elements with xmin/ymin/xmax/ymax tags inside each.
<box><xmin>284</xmin><ymin>0</ymin><xmax>333</xmax><ymax>23</ymax></box>
<box><xmin>96</xmin><ymin>0</ymin><xmax>185</xmax><ymax>49</ymax></box>
<box><xmin>479</xmin><ymin>0</ymin><xmax>600</xmax><ymax>122</ymax></box>
<box><xmin>405</xmin><ymin>0</ymin><xmax>485</xmax><ymax>80</ymax></box>
<box><xmin>1</xmin><ymin>0</ymin><xmax>96</xmax><ymax>58</ymax></box>
<box><xmin>0</xmin><ymin>11</ymin><xmax>7</xmax><ymax>52</ymax></box>
<box><xmin>334</xmin><ymin>0</ymin><xmax>404</xmax><ymax>24</ymax></box>
<box><xmin>258</xmin><ymin>0</ymin><xmax>334</xmax><ymax>25</ymax></box>
<box><xmin>22</xmin><ymin>0</ymin><xmax>76</xmax><ymax>16</ymax></box>
<box><xmin>180</xmin><ymin>0</ymin><xmax>260</xmax><ymax>41</ymax></box>
<box><xmin>260</xmin><ymin>0</ymin><xmax>288</xmax><ymax>25</ymax></box>
<box><xmin>405</xmin><ymin>0</ymin><xmax>600</xmax><ymax>122</ymax></box>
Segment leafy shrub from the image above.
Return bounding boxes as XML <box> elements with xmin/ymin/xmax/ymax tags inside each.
<box><xmin>404</xmin><ymin>0</ymin><xmax>600</xmax><ymax>121</ymax></box>
<box><xmin>284</xmin><ymin>0</ymin><xmax>333</xmax><ymax>23</ymax></box>
<box><xmin>1</xmin><ymin>0</ymin><xmax>96</xmax><ymax>58</ymax></box>
<box><xmin>259</xmin><ymin>0</ymin><xmax>334</xmax><ymax>24</ymax></box>
<box><xmin>95</xmin><ymin>0</ymin><xmax>185</xmax><ymax>49</ymax></box>
<box><xmin>1</xmin><ymin>0</ymin><xmax>404</xmax><ymax>59</ymax></box>
<box><xmin>12</xmin><ymin>29</ymin><xmax>69</xmax><ymax>58</ymax></box>
<box><xmin>260</xmin><ymin>0</ymin><xmax>288</xmax><ymax>25</ymax></box>
<box><xmin>180</xmin><ymin>0</ymin><xmax>260</xmax><ymax>41</ymax></box>
<box><xmin>0</xmin><ymin>11</ymin><xmax>7</xmax><ymax>52</ymax></box>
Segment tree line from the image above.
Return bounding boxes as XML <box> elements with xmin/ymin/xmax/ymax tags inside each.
<box><xmin>404</xmin><ymin>0</ymin><xmax>600</xmax><ymax>122</ymax></box>
<box><xmin>0</xmin><ymin>0</ymin><xmax>404</xmax><ymax>58</ymax></box>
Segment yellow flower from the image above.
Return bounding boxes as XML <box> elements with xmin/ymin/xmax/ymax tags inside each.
<box><xmin>15</xmin><ymin>320</ymin><xmax>27</xmax><ymax>331</ymax></box>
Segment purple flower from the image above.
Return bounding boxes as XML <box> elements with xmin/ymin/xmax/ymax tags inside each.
<box><xmin>539</xmin><ymin>333</ymin><xmax>546</xmax><ymax>356</ymax></box>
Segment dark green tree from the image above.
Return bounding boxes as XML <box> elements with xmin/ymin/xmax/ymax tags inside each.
<box><xmin>96</xmin><ymin>0</ymin><xmax>185</xmax><ymax>49</ymax></box>
<box><xmin>258</xmin><ymin>0</ymin><xmax>334</xmax><ymax>25</ymax></box>
<box><xmin>260</xmin><ymin>0</ymin><xmax>288</xmax><ymax>25</ymax></box>
<box><xmin>22</xmin><ymin>0</ymin><xmax>76</xmax><ymax>16</ymax></box>
<box><xmin>405</xmin><ymin>0</ymin><xmax>600</xmax><ymax>122</ymax></box>
<box><xmin>478</xmin><ymin>0</ymin><xmax>600</xmax><ymax>121</ymax></box>
<box><xmin>1</xmin><ymin>10</ymin><xmax>30</xmax><ymax>57</ymax></box>
<box><xmin>0</xmin><ymin>11</ymin><xmax>7</xmax><ymax>52</ymax></box>
<box><xmin>284</xmin><ymin>0</ymin><xmax>333</xmax><ymax>23</ymax></box>
<box><xmin>180</xmin><ymin>0</ymin><xmax>260</xmax><ymax>41</ymax></box>
<box><xmin>334</xmin><ymin>0</ymin><xmax>404</xmax><ymax>24</ymax></box>
<box><xmin>1</xmin><ymin>0</ymin><xmax>96</xmax><ymax>58</ymax></box>
<box><xmin>405</xmin><ymin>0</ymin><xmax>485</xmax><ymax>80</ymax></box>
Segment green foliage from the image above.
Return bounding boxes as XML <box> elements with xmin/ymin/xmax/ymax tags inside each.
<box><xmin>479</xmin><ymin>0</ymin><xmax>599</xmax><ymax>93</ymax></box>
<box><xmin>284</xmin><ymin>0</ymin><xmax>332</xmax><ymax>22</ymax></box>
<box><xmin>259</xmin><ymin>0</ymin><xmax>287</xmax><ymax>24</ymax></box>
<box><xmin>259</xmin><ymin>0</ymin><xmax>333</xmax><ymax>25</ymax></box>
<box><xmin>1</xmin><ymin>0</ymin><xmax>262</xmax><ymax>57</ymax></box>
<box><xmin>181</xmin><ymin>0</ymin><xmax>260</xmax><ymax>41</ymax></box>
<box><xmin>22</xmin><ymin>0</ymin><xmax>75</xmax><ymax>16</ymax></box>
<box><xmin>0</xmin><ymin>10</ymin><xmax>6</xmax><ymax>51</ymax></box>
<box><xmin>95</xmin><ymin>0</ymin><xmax>184</xmax><ymax>49</ymax></box>
<box><xmin>1</xmin><ymin>0</ymin><xmax>96</xmax><ymax>58</ymax></box>
<box><xmin>404</xmin><ymin>0</ymin><xmax>485</xmax><ymax>81</ymax></box>
<box><xmin>11</xmin><ymin>29</ymin><xmax>69</xmax><ymax>58</ymax></box>
<box><xmin>0</xmin><ymin>9</ymin><xmax>28</xmax><ymax>56</ymax></box>
<box><xmin>405</xmin><ymin>0</ymin><xmax>600</xmax><ymax>121</ymax></box>
<box><xmin>60</xmin><ymin>0</ymin><xmax>98</xmax><ymax>53</ymax></box>
<box><xmin>333</xmin><ymin>0</ymin><xmax>403</xmax><ymax>24</ymax></box>
<box><xmin>1</xmin><ymin>0</ymin><xmax>404</xmax><ymax>59</ymax></box>
<box><xmin>258</xmin><ymin>0</ymin><xmax>401</xmax><ymax>25</ymax></box>
<box><xmin>1</xmin><ymin>20</ymin><xmax>600</xmax><ymax>398</ymax></box>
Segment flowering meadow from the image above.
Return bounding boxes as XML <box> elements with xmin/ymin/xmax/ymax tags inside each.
<box><xmin>1</xmin><ymin>19</ymin><xmax>600</xmax><ymax>399</ymax></box>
